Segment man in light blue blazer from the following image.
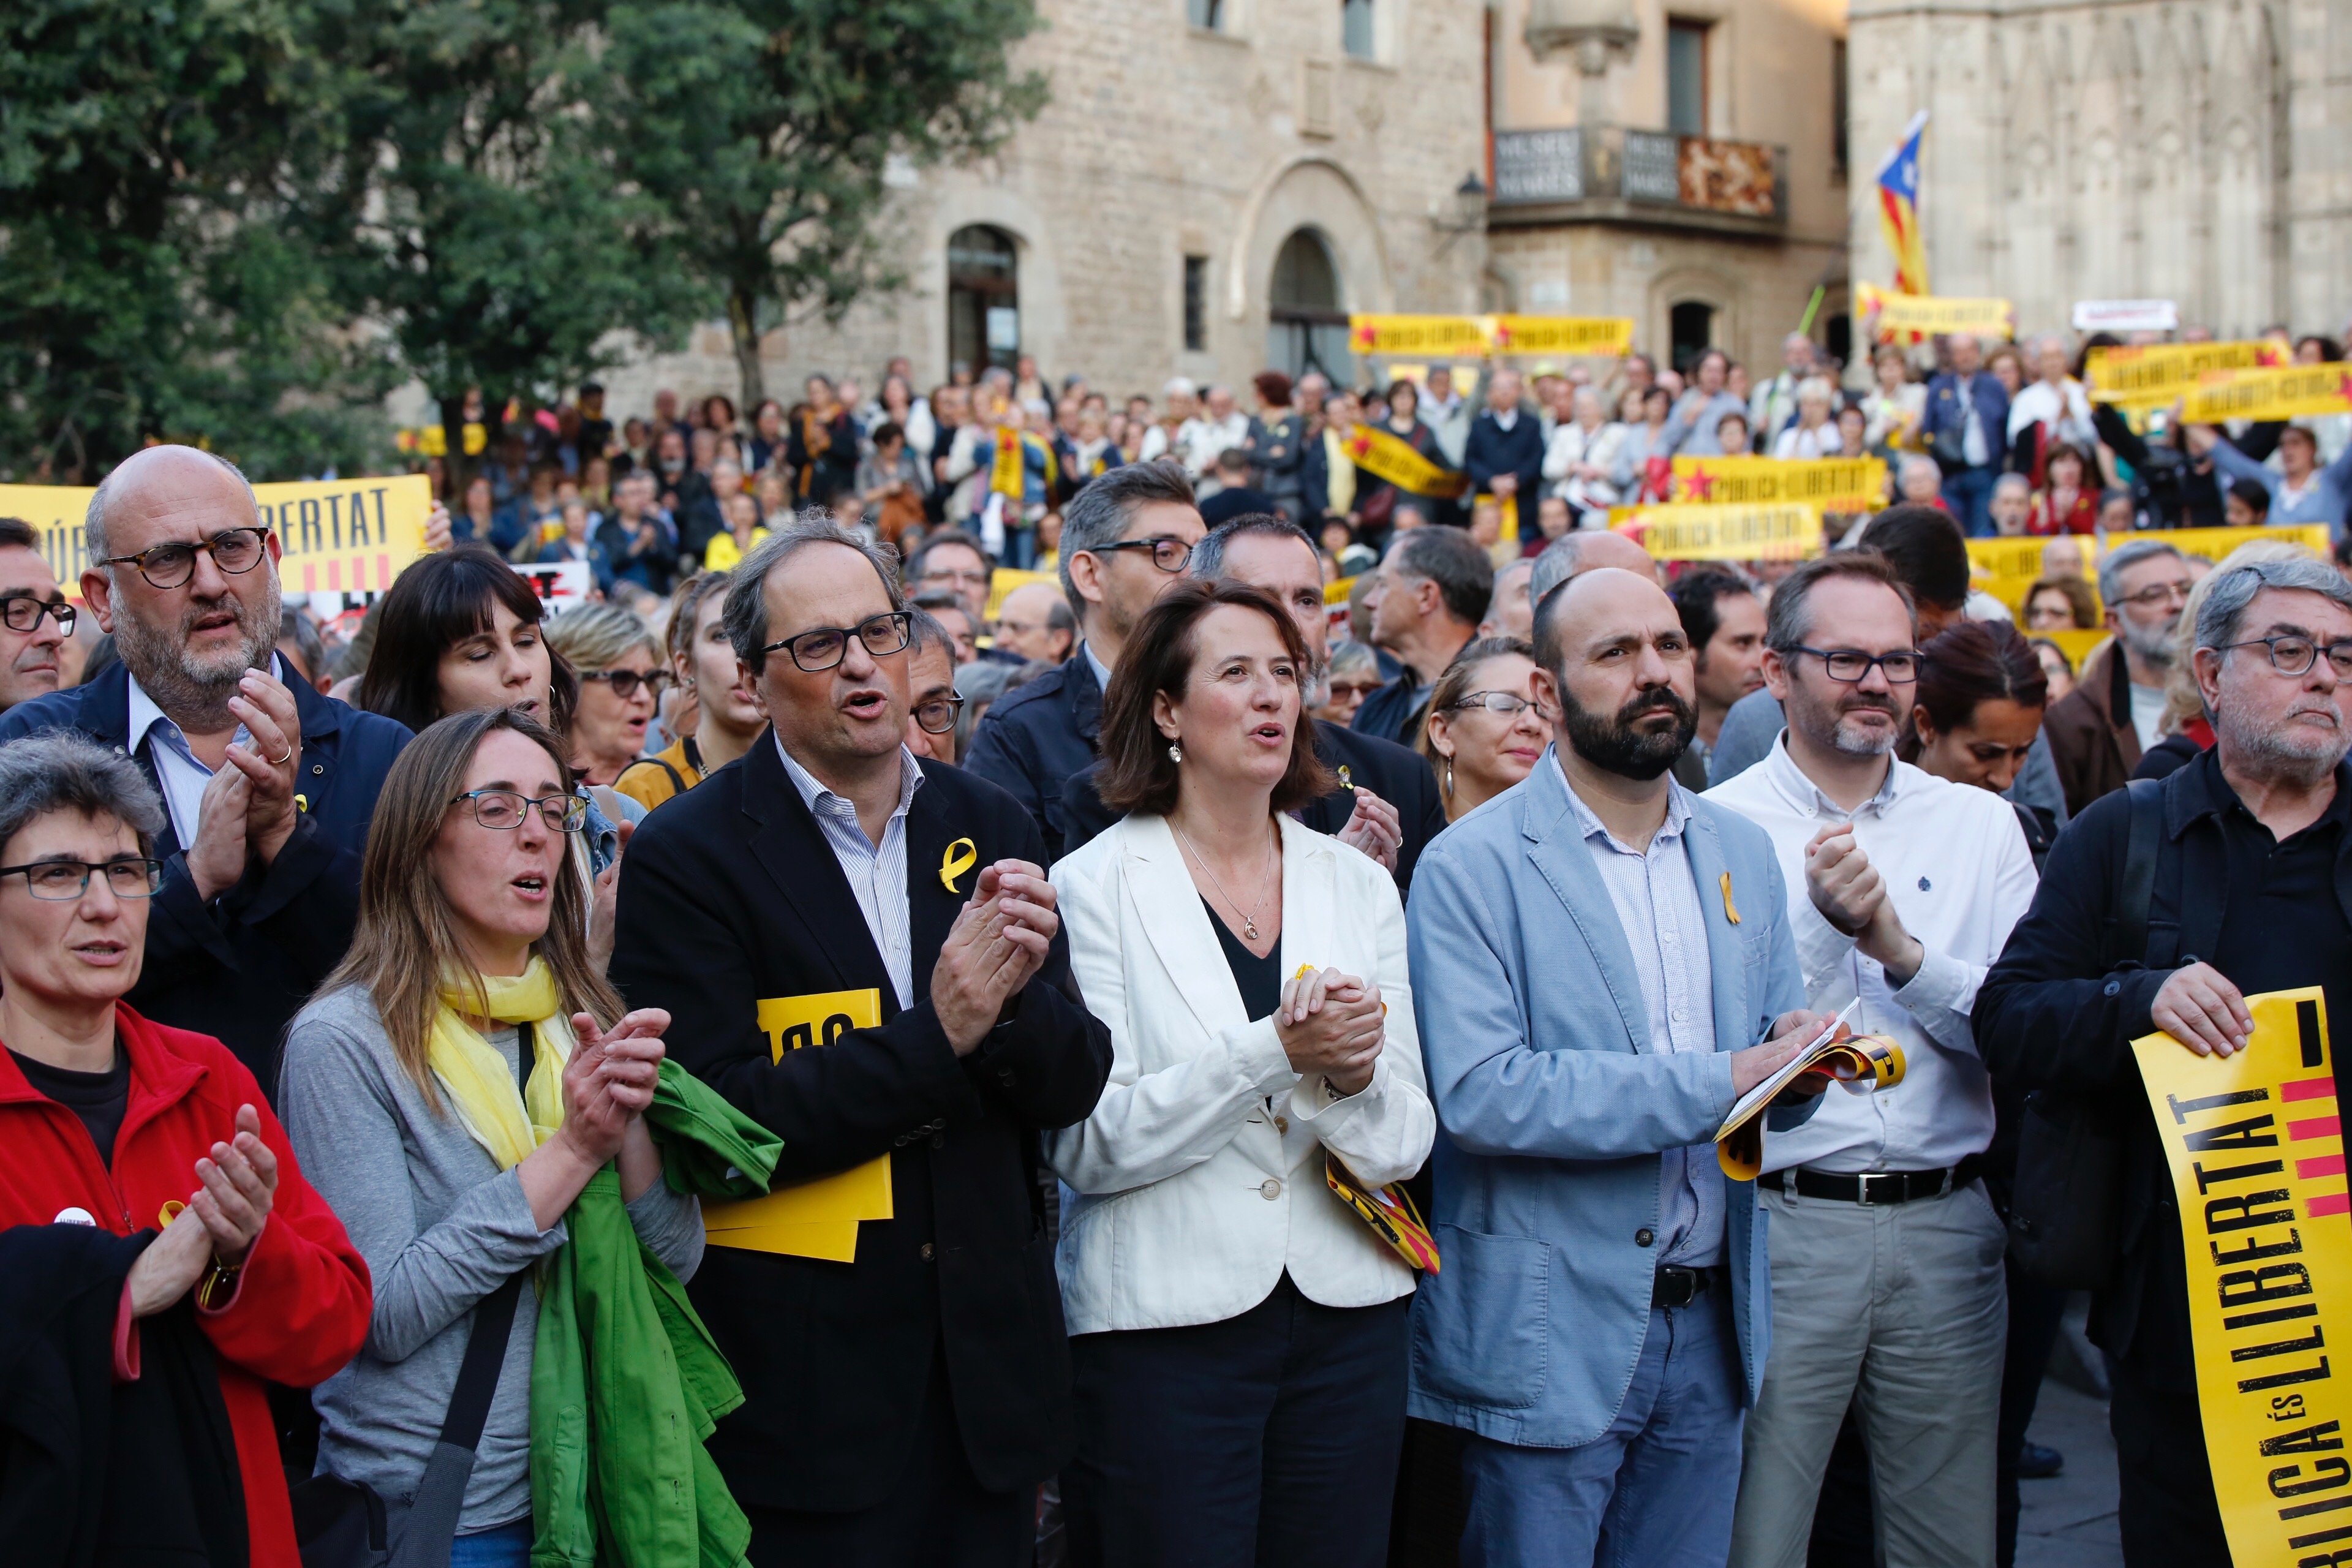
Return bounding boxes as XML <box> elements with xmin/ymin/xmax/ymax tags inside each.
<box><xmin>1406</xmin><ymin>565</ymin><xmax>1836</xmax><ymax>1568</ymax></box>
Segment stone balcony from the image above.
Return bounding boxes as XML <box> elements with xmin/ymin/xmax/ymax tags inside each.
<box><xmin>1489</xmin><ymin>124</ymin><xmax>1787</xmax><ymax>238</ymax></box>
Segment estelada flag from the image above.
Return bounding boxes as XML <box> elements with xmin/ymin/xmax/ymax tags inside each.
<box><xmin>1875</xmin><ymin>111</ymin><xmax>1930</xmax><ymax>296</ymax></box>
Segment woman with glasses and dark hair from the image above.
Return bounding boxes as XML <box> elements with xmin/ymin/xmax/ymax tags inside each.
<box><xmin>1415</xmin><ymin>635</ymin><xmax>1547</xmax><ymax>820</ymax></box>
<box><xmin>0</xmin><ymin>730</ymin><xmax>370</xmax><ymax>1568</ymax></box>
<box><xmin>279</xmin><ymin>708</ymin><xmax>723</xmax><ymax>1568</ymax></box>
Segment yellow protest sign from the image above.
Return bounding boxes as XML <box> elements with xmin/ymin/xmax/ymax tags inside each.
<box><xmin>1855</xmin><ymin>283</ymin><xmax>2016</xmax><ymax>342</ymax></box>
<box><xmin>1344</xmin><ymin>423</ymin><xmax>1470</xmax><ymax>500</ymax></box>
<box><xmin>1671</xmin><ymin>455</ymin><xmax>1887</xmax><ymax>512</ymax></box>
<box><xmin>2165</xmin><ymin>523</ymin><xmax>2332</xmax><ymax>565</ymax></box>
<box><xmin>2134</xmin><ymin>989</ymin><xmax>2352</xmax><ymax>1566</ymax></box>
<box><xmin>2086</xmin><ymin>341</ymin><xmax>2286</xmax><ymax>407</ymax></box>
<box><xmin>2182</xmin><ymin>366</ymin><xmax>2352</xmax><ymax>427</ymax></box>
<box><xmin>1611</xmin><ymin>502</ymin><xmax>1822</xmax><ymax>562</ymax></box>
<box><xmin>2036</xmin><ymin>628</ymin><xmax>2111</xmax><ymax>671</ymax></box>
<box><xmin>1348</xmin><ymin>315</ymin><xmax>1492</xmax><ymax>359</ymax></box>
<box><xmin>1487</xmin><ymin>316</ymin><xmax>1635</xmax><ymax>358</ymax></box>
<box><xmin>981</xmin><ymin>567</ymin><xmax>1057</xmax><ymax>622</ymax></box>
<box><xmin>0</xmin><ymin>475</ymin><xmax>432</xmax><ymax>598</ymax></box>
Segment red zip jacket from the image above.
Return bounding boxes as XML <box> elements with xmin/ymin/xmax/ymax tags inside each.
<box><xmin>0</xmin><ymin>1003</ymin><xmax>372</xmax><ymax>1568</ymax></box>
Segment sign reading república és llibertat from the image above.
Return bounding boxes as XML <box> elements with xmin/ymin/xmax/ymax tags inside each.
<box><xmin>0</xmin><ymin>475</ymin><xmax>432</xmax><ymax>597</ymax></box>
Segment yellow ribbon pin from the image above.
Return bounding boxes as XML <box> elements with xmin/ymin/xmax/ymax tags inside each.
<box><xmin>1337</xmin><ymin>764</ymin><xmax>1355</xmax><ymax>791</ymax></box>
<box><xmin>940</xmin><ymin>837</ymin><xmax>978</xmax><ymax>894</ymax></box>
<box><xmin>1720</xmin><ymin>872</ymin><xmax>1740</xmax><ymax>925</ymax></box>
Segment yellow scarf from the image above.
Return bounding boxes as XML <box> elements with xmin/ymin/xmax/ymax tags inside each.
<box><xmin>429</xmin><ymin>959</ymin><xmax>575</xmax><ymax>1171</ymax></box>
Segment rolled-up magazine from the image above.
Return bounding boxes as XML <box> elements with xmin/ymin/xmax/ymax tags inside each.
<box><xmin>1715</xmin><ymin>1002</ymin><xmax>1904</xmax><ymax>1179</ymax></box>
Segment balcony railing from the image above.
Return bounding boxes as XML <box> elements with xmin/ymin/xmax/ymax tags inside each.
<box><xmin>1490</xmin><ymin>125</ymin><xmax>1787</xmax><ymax>232</ymax></box>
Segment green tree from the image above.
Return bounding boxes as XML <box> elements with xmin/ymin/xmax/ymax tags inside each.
<box><xmin>601</xmin><ymin>0</ymin><xmax>1047</xmax><ymax>410</ymax></box>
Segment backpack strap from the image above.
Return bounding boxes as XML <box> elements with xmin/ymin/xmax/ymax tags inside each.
<box><xmin>2111</xmin><ymin>777</ymin><xmax>2164</xmax><ymax>968</ymax></box>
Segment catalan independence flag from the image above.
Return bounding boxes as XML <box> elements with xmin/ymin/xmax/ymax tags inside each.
<box><xmin>1874</xmin><ymin>110</ymin><xmax>1930</xmax><ymax>295</ymax></box>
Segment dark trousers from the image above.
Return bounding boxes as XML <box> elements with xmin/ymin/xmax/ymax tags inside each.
<box><xmin>2110</xmin><ymin>1356</ymin><xmax>2230</xmax><ymax>1568</ymax></box>
<box><xmin>1996</xmin><ymin>1262</ymin><xmax>2067</xmax><ymax>1568</ymax></box>
<box><xmin>744</xmin><ymin>1344</ymin><xmax>1033</xmax><ymax>1568</ymax></box>
<box><xmin>1063</xmin><ymin>1273</ymin><xmax>1410</xmax><ymax>1568</ymax></box>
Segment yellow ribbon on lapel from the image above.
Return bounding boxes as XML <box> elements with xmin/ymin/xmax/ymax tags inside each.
<box><xmin>940</xmin><ymin>837</ymin><xmax>978</xmax><ymax>895</ymax></box>
<box><xmin>1720</xmin><ymin>872</ymin><xmax>1740</xmax><ymax>925</ymax></box>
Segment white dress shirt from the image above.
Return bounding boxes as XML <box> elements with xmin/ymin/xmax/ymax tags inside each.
<box><xmin>2006</xmin><ymin>377</ymin><xmax>2097</xmax><ymax>449</ymax></box>
<box><xmin>125</xmin><ymin>655</ymin><xmax>285</xmax><ymax>850</ymax></box>
<box><xmin>1705</xmin><ymin>738</ymin><xmax>2038</xmax><ymax>1174</ymax></box>
<box><xmin>775</xmin><ymin>737</ymin><xmax>924</xmax><ymax>1009</ymax></box>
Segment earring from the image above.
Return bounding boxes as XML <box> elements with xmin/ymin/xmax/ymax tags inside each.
<box><xmin>1168</xmin><ymin>741</ymin><xmax>1183</xmax><ymax>764</ymax></box>
<box><xmin>1442</xmin><ymin>756</ymin><xmax>1454</xmax><ymax>801</ymax></box>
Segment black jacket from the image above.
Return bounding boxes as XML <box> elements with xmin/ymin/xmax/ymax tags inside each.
<box><xmin>1057</xmin><ymin>718</ymin><xmax>1447</xmax><ymax>892</ymax></box>
<box><xmin>1975</xmin><ymin>750</ymin><xmax>2352</xmax><ymax>1374</ymax></box>
<box><xmin>1464</xmin><ymin>407</ymin><xmax>1547</xmax><ymax>538</ymax></box>
<box><xmin>609</xmin><ymin>737</ymin><xmax>1114</xmax><ymax>1511</ymax></box>
<box><xmin>0</xmin><ymin>664</ymin><xmax>410</xmax><ymax>1090</ymax></box>
<box><xmin>963</xmin><ymin>649</ymin><xmax>1104</xmax><ymax>861</ymax></box>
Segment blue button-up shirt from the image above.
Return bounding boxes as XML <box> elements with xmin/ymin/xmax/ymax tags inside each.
<box><xmin>1562</xmin><ymin>777</ymin><xmax>1724</xmax><ymax>1267</ymax></box>
<box><xmin>776</xmin><ymin>737</ymin><xmax>925</xmax><ymax>1009</ymax></box>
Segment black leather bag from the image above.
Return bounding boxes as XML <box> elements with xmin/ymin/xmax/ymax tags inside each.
<box><xmin>292</xmin><ymin>1272</ymin><xmax>522</xmax><ymax>1568</ymax></box>
<box><xmin>2005</xmin><ymin>779</ymin><xmax>2162</xmax><ymax>1289</ymax></box>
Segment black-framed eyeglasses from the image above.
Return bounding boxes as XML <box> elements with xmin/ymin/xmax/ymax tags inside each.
<box><xmin>1792</xmin><ymin>646</ymin><xmax>1923</xmax><ymax>684</ymax></box>
<box><xmin>95</xmin><ymin>526</ymin><xmax>272</xmax><ymax>590</ymax></box>
<box><xmin>450</xmin><ymin>789</ymin><xmax>590</xmax><ymax>832</ymax></box>
<box><xmin>2114</xmin><ymin>581</ymin><xmax>2193</xmax><ymax>609</ymax></box>
<box><xmin>2220</xmin><ymin>635</ymin><xmax>2352</xmax><ymax>680</ymax></box>
<box><xmin>580</xmin><ymin>668</ymin><xmax>671</xmax><ymax>702</ymax></box>
<box><xmin>0</xmin><ymin>858</ymin><xmax>164</xmax><ymax>900</ymax></box>
<box><xmin>0</xmin><ymin>595</ymin><xmax>74</xmax><ymax>635</ymax></box>
<box><xmin>1448</xmin><ymin>690</ymin><xmax>1549</xmax><ymax>718</ymax></box>
<box><xmin>762</xmin><ymin>611</ymin><xmax>913</xmax><ymax>673</ymax></box>
<box><xmin>913</xmin><ymin>693</ymin><xmax>965</xmax><ymax>734</ymax></box>
<box><xmin>1087</xmin><ymin>537</ymin><xmax>1194</xmax><ymax>573</ymax></box>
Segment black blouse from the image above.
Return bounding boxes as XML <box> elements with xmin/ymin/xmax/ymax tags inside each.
<box><xmin>1202</xmin><ymin>897</ymin><xmax>1282</xmax><ymax>1022</ymax></box>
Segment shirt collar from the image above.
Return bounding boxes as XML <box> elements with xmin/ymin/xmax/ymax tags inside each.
<box><xmin>1081</xmin><ymin>639</ymin><xmax>1113</xmax><ymax>694</ymax></box>
<box><xmin>1492</xmin><ymin>407</ymin><xmax>1518</xmax><ymax>431</ymax></box>
<box><xmin>2182</xmin><ymin>745</ymin><xmax>2352</xmax><ymax>841</ymax></box>
<box><xmin>1759</xmin><ymin>728</ymin><xmax>1905</xmax><ymax>819</ymax></box>
<box><xmin>1558</xmin><ymin>755</ymin><xmax>1694</xmax><ymax>854</ymax></box>
<box><xmin>126</xmin><ymin>652</ymin><xmax>282</xmax><ymax>759</ymax></box>
<box><xmin>774</xmin><ymin>733</ymin><xmax>924</xmax><ymax>824</ymax></box>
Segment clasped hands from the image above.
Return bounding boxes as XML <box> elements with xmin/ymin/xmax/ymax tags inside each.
<box><xmin>1277</xmin><ymin>967</ymin><xmax>1385</xmax><ymax>1098</ymax></box>
<box><xmin>1804</xmin><ymin>823</ymin><xmax>1924</xmax><ymax>988</ymax></box>
<box><xmin>125</xmin><ymin>1102</ymin><xmax>281</xmax><ymax>1318</ymax></box>
<box><xmin>932</xmin><ymin>861</ymin><xmax>1058</xmax><ymax>1054</ymax></box>
<box><xmin>187</xmin><ymin>669</ymin><xmax>307</xmax><ymax>902</ymax></box>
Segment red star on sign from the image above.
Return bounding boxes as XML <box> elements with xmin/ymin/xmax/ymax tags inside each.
<box><xmin>2337</xmin><ymin>371</ymin><xmax>2352</xmax><ymax>407</ymax></box>
<box><xmin>1684</xmin><ymin>465</ymin><xmax>1717</xmax><ymax>502</ymax></box>
<box><xmin>2258</xmin><ymin>344</ymin><xmax>2287</xmax><ymax>368</ymax></box>
<box><xmin>1490</xmin><ymin>321</ymin><xmax>1513</xmax><ymax>350</ymax></box>
<box><xmin>1352</xmin><ymin>325</ymin><xmax>1377</xmax><ymax>350</ymax></box>
<box><xmin>1346</xmin><ymin>432</ymin><xmax>1372</xmax><ymax>459</ymax></box>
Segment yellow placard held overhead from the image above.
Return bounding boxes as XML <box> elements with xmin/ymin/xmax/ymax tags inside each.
<box><xmin>1487</xmin><ymin>316</ymin><xmax>1636</xmax><ymax>357</ymax></box>
<box><xmin>1671</xmin><ymin>455</ymin><xmax>1887</xmax><ymax>513</ymax></box>
<box><xmin>1343</xmin><ymin>423</ymin><xmax>1471</xmax><ymax>500</ymax></box>
<box><xmin>2133</xmin><ymin>989</ymin><xmax>2352</xmax><ymax>1567</ymax></box>
<box><xmin>1345</xmin><ymin>314</ymin><xmax>1636</xmax><ymax>360</ymax></box>
<box><xmin>2086</xmin><ymin>341</ymin><xmax>2286</xmax><ymax>407</ymax></box>
<box><xmin>1855</xmin><ymin>283</ymin><xmax>2016</xmax><ymax>342</ymax></box>
<box><xmin>1611</xmin><ymin>502</ymin><xmax>1822</xmax><ymax>563</ymax></box>
<box><xmin>703</xmin><ymin>989</ymin><xmax>895</xmax><ymax>1262</ymax></box>
<box><xmin>0</xmin><ymin>475</ymin><xmax>433</xmax><ymax>598</ymax></box>
<box><xmin>2181</xmin><ymin>366</ymin><xmax>2352</xmax><ymax>427</ymax></box>
<box><xmin>1348</xmin><ymin>315</ymin><xmax>1493</xmax><ymax>359</ymax></box>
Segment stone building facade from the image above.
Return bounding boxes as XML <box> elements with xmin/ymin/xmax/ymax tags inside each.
<box><xmin>1844</xmin><ymin>0</ymin><xmax>2352</xmax><ymax>340</ymax></box>
<box><xmin>597</xmin><ymin>0</ymin><xmax>1488</xmax><ymax>412</ymax></box>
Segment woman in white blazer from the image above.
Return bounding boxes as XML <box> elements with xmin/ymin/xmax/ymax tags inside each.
<box><xmin>1048</xmin><ymin>578</ymin><xmax>1436</xmax><ymax>1568</ymax></box>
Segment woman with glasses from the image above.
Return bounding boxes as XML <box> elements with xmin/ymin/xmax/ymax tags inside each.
<box><xmin>1313</xmin><ymin>638</ymin><xmax>1381</xmax><ymax>728</ymax></box>
<box><xmin>543</xmin><ymin>603</ymin><xmax>666</xmax><ymax>788</ymax></box>
<box><xmin>1415</xmin><ymin>636</ymin><xmax>1548</xmax><ymax>820</ymax></box>
<box><xmin>279</xmin><ymin>709</ymin><xmax>710</xmax><ymax>1568</ymax></box>
<box><xmin>0</xmin><ymin>731</ymin><xmax>370</xmax><ymax>1568</ymax></box>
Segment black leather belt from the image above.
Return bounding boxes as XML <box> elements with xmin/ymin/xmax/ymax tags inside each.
<box><xmin>1758</xmin><ymin>1155</ymin><xmax>1985</xmax><ymax>1206</ymax></box>
<box><xmin>1651</xmin><ymin>1264</ymin><xmax>1725</xmax><ymax>1310</ymax></box>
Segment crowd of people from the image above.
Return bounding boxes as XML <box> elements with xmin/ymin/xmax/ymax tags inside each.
<box><xmin>1</xmin><ymin>314</ymin><xmax>2349</xmax><ymax>1568</ymax></box>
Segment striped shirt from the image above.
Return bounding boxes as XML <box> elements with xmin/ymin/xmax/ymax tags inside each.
<box><xmin>775</xmin><ymin>738</ymin><xmax>925</xmax><ymax>1009</ymax></box>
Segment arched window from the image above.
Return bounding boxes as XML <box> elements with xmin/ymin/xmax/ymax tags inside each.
<box><xmin>1267</xmin><ymin>228</ymin><xmax>1351</xmax><ymax>382</ymax></box>
<box><xmin>947</xmin><ymin>225</ymin><xmax>1019</xmax><ymax>377</ymax></box>
<box><xmin>1670</xmin><ymin>301</ymin><xmax>1716</xmax><ymax>374</ymax></box>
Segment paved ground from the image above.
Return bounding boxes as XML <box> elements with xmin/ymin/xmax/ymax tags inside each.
<box><xmin>2016</xmin><ymin>1378</ymin><xmax>2124</xmax><ymax>1568</ymax></box>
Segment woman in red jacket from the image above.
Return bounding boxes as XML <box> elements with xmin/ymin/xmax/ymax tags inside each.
<box><xmin>0</xmin><ymin>731</ymin><xmax>372</xmax><ymax>1567</ymax></box>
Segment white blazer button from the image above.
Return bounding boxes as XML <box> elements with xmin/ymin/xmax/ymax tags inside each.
<box><xmin>1260</xmin><ymin>1178</ymin><xmax>1283</xmax><ymax>1200</ymax></box>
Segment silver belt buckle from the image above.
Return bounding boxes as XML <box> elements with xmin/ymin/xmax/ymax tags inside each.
<box><xmin>1855</xmin><ymin>1172</ymin><xmax>1896</xmax><ymax>1205</ymax></box>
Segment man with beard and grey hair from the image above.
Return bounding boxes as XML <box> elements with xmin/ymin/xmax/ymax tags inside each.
<box><xmin>1406</xmin><ymin>565</ymin><xmax>1836</xmax><ymax>1568</ymax></box>
<box><xmin>0</xmin><ymin>445</ymin><xmax>410</xmax><ymax>1085</ymax></box>
<box><xmin>2044</xmin><ymin>538</ymin><xmax>2195</xmax><ymax>815</ymax></box>
<box><xmin>1706</xmin><ymin>551</ymin><xmax>2037</xmax><ymax>1568</ymax></box>
<box><xmin>1977</xmin><ymin>556</ymin><xmax>2352</xmax><ymax>1564</ymax></box>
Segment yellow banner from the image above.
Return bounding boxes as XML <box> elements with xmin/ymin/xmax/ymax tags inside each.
<box><xmin>1344</xmin><ymin>423</ymin><xmax>1470</xmax><ymax>500</ymax></box>
<box><xmin>1967</xmin><ymin>525</ymin><xmax>2331</xmax><ymax>617</ymax></box>
<box><xmin>1671</xmin><ymin>455</ymin><xmax>1888</xmax><ymax>512</ymax></box>
<box><xmin>2182</xmin><ymin>366</ymin><xmax>2352</xmax><ymax>427</ymax></box>
<box><xmin>1348</xmin><ymin>314</ymin><xmax>1491</xmax><ymax>358</ymax></box>
<box><xmin>2134</xmin><ymin>988</ymin><xmax>2352</xmax><ymax>1567</ymax></box>
<box><xmin>0</xmin><ymin>475</ymin><xmax>432</xmax><ymax>598</ymax></box>
<box><xmin>1487</xmin><ymin>315</ymin><xmax>1636</xmax><ymax>357</ymax></box>
<box><xmin>2086</xmin><ymin>341</ymin><xmax>2286</xmax><ymax>407</ymax></box>
<box><xmin>2036</xmin><ymin>628</ymin><xmax>2111</xmax><ymax>671</ymax></box>
<box><xmin>1855</xmin><ymin>282</ymin><xmax>2016</xmax><ymax>342</ymax></box>
<box><xmin>1611</xmin><ymin>502</ymin><xmax>1822</xmax><ymax>562</ymax></box>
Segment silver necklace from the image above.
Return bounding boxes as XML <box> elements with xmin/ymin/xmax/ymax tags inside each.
<box><xmin>1172</xmin><ymin>818</ymin><xmax>1278</xmax><ymax>942</ymax></box>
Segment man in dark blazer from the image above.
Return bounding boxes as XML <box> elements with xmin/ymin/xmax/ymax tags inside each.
<box><xmin>0</xmin><ymin>446</ymin><xmax>410</xmax><ymax>1087</ymax></box>
<box><xmin>964</xmin><ymin>460</ymin><xmax>1204</xmax><ymax>859</ymax></box>
<box><xmin>1057</xmin><ymin>514</ymin><xmax>1446</xmax><ymax>890</ymax></box>
<box><xmin>611</xmin><ymin>518</ymin><xmax>1114</xmax><ymax>1566</ymax></box>
<box><xmin>1463</xmin><ymin>368</ymin><xmax>1547</xmax><ymax>543</ymax></box>
<box><xmin>1920</xmin><ymin>332</ymin><xmax>2012</xmax><ymax>537</ymax></box>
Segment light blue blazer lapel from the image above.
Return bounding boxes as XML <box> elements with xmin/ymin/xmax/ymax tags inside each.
<box><xmin>1518</xmin><ymin>753</ymin><xmax>1651</xmax><ymax>1055</ymax></box>
<box><xmin>1681</xmin><ymin>807</ymin><xmax>1759</xmax><ymax>1056</ymax></box>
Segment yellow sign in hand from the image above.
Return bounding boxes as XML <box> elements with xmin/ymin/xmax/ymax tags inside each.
<box><xmin>940</xmin><ymin>837</ymin><xmax>978</xmax><ymax>895</ymax></box>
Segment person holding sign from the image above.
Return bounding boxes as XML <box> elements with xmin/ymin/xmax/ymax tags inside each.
<box><xmin>1406</xmin><ymin>565</ymin><xmax>1837</xmax><ymax>1568</ymax></box>
<box><xmin>2187</xmin><ymin>420</ymin><xmax>2352</xmax><ymax>537</ymax></box>
<box><xmin>0</xmin><ymin>445</ymin><xmax>412</xmax><ymax>1090</ymax></box>
<box><xmin>1977</xmin><ymin>557</ymin><xmax>2352</xmax><ymax>1567</ymax></box>
<box><xmin>609</xmin><ymin>518</ymin><xmax>1114</xmax><ymax>1566</ymax></box>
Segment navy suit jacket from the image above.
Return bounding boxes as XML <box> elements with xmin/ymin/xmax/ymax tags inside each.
<box><xmin>963</xmin><ymin>650</ymin><xmax>1103</xmax><ymax>861</ymax></box>
<box><xmin>1464</xmin><ymin>407</ymin><xmax>1547</xmax><ymax>538</ymax></box>
<box><xmin>0</xmin><ymin>664</ymin><xmax>410</xmax><ymax>1089</ymax></box>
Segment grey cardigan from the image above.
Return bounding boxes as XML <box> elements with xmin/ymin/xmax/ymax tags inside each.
<box><xmin>278</xmin><ymin>983</ymin><xmax>704</xmax><ymax>1532</ymax></box>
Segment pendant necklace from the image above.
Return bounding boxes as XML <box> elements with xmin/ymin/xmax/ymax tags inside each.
<box><xmin>1173</xmin><ymin>818</ymin><xmax>1278</xmax><ymax>942</ymax></box>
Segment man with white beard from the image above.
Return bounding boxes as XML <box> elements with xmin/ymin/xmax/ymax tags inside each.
<box><xmin>2042</xmin><ymin>538</ymin><xmax>2196</xmax><ymax>815</ymax></box>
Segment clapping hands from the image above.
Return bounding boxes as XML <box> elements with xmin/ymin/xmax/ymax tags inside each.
<box><xmin>931</xmin><ymin>859</ymin><xmax>1059</xmax><ymax>1054</ymax></box>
